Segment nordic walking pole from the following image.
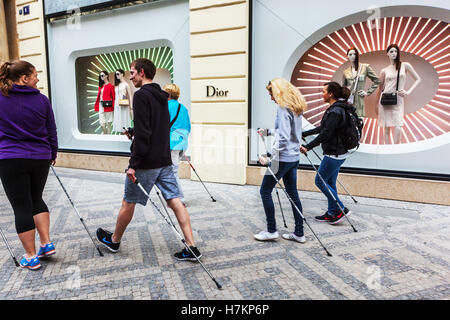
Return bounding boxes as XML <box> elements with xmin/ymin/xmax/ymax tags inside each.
<box><xmin>0</xmin><ymin>226</ymin><xmax>19</xmax><ymax>267</ymax></box>
<box><xmin>258</xmin><ymin>135</ymin><xmax>332</xmax><ymax>257</ymax></box>
<box><xmin>274</xmin><ymin>189</ymin><xmax>288</xmax><ymax>228</ymax></box>
<box><xmin>302</xmin><ymin>153</ymin><xmax>358</xmax><ymax>232</ymax></box>
<box><xmin>258</xmin><ymin>158</ymin><xmax>333</xmax><ymax>257</ymax></box>
<box><xmin>302</xmin><ymin>129</ymin><xmax>358</xmax><ymax>203</ymax></box>
<box><xmin>50</xmin><ymin>166</ymin><xmax>104</xmax><ymax>256</ymax></box>
<box><xmin>302</xmin><ymin>137</ymin><xmax>358</xmax><ymax>203</ymax></box>
<box><xmin>134</xmin><ymin>179</ymin><xmax>223</xmax><ymax>289</ymax></box>
<box><xmin>185</xmin><ymin>158</ymin><xmax>216</xmax><ymax>202</ymax></box>
<box><xmin>154</xmin><ymin>186</ymin><xmax>180</xmax><ymax>233</ymax></box>
<box><xmin>257</xmin><ymin>130</ymin><xmax>288</xmax><ymax>228</ymax></box>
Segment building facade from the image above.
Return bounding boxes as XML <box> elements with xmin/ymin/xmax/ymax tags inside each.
<box><xmin>1</xmin><ymin>0</ymin><xmax>449</xmax><ymax>204</ymax></box>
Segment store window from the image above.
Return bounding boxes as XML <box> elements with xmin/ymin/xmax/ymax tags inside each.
<box><xmin>251</xmin><ymin>2</ymin><xmax>450</xmax><ymax>176</ymax></box>
<box><xmin>291</xmin><ymin>17</ymin><xmax>449</xmax><ymax>145</ymax></box>
<box><xmin>75</xmin><ymin>46</ymin><xmax>173</xmax><ymax>134</ymax></box>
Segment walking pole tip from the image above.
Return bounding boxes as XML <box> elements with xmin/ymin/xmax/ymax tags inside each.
<box><xmin>214</xmin><ymin>279</ymin><xmax>223</xmax><ymax>289</ymax></box>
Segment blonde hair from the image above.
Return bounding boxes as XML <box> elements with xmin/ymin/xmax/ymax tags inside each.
<box><xmin>266</xmin><ymin>78</ymin><xmax>307</xmax><ymax>116</ymax></box>
<box><xmin>163</xmin><ymin>83</ymin><xmax>180</xmax><ymax>100</ymax></box>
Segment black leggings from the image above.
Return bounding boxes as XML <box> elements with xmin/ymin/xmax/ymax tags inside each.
<box><xmin>0</xmin><ymin>159</ymin><xmax>51</xmax><ymax>234</ymax></box>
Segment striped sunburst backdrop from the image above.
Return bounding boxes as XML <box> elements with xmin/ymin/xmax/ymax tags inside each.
<box><xmin>86</xmin><ymin>46</ymin><xmax>174</xmax><ymax>134</ymax></box>
<box><xmin>291</xmin><ymin>17</ymin><xmax>449</xmax><ymax>145</ymax></box>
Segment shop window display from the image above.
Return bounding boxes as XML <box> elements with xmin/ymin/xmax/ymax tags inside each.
<box><xmin>291</xmin><ymin>17</ymin><xmax>449</xmax><ymax>145</ymax></box>
<box><xmin>75</xmin><ymin>46</ymin><xmax>173</xmax><ymax>134</ymax></box>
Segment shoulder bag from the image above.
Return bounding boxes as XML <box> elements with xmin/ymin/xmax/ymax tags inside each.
<box><xmin>347</xmin><ymin>65</ymin><xmax>362</xmax><ymax>105</ymax></box>
<box><xmin>101</xmin><ymin>84</ymin><xmax>113</xmax><ymax>108</ymax></box>
<box><xmin>380</xmin><ymin>64</ymin><xmax>401</xmax><ymax>106</ymax></box>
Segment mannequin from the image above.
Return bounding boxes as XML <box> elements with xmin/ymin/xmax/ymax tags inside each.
<box><xmin>94</xmin><ymin>71</ymin><xmax>115</xmax><ymax>134</ymax></box>
<box><xmin>342</xmin><ymin>47</ymin><xmax>380</xmax><ymax>117</ymax></box>
<box><xmin>112</xmin><ymin>69</ymin><xmax>133</xmax><ymax>133</ymax></box>
<box><xmin>378</xmin><ymin>44</ymin><xmax>421</xmax><ymax>144</ymax></box>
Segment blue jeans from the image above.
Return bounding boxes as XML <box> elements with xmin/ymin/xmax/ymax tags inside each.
<box><xmin>260</xmin><ymin>161</ymin><xmax>304</xmax><ymax>236</ymax></box>
<box><xmin>315</xmin><ymin>156</ymin><xmax>345</xmax><ymax>216</ymax></box>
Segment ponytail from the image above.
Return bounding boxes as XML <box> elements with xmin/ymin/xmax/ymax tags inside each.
<box><xmin>325</xmin><ymin>81</ymin><xmax>344</xmax><ymax>101</ymax></box>
<box><xmin>0</xmin><ymin>60</ymin><xmax>35</xmax><ymax>97</ymax></box>
<box><xmin>0</xmin><ymin>62</ymin><xmax>13</xmax><ymax>97</ymax></box>
<box><xmin>340</xmin><ymin>86</ymin><xmax>351</xmax><ymax>103</ymax></box>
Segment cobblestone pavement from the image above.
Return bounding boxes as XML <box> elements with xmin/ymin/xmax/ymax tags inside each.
<box><xmin>0</xmin><ymin>167</ymin><xmax>449</xmax><ymax>300</ymax></box>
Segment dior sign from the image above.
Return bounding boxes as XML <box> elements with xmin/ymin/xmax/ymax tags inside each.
<box><xmin>206</xmin><ymin>86</ymin><xmax>229</xmax><ymax>97</ymax></box>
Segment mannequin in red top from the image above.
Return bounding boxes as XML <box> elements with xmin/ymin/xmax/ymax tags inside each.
<box><xmin>94</xmin><ymin>71</ymin><xmax>115</xmax><ymax>134</ymax></box>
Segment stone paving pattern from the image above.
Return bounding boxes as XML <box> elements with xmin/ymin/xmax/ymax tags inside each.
<box><xmin>0</xmin><ymin>167</ymin><xmax>449</xmax><ymax>300</ymax></box>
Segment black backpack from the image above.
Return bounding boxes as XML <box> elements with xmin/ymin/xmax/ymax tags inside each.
<box><xmin>335</xmin><ymin>103</ymin><xmax>364</xmax><ymax>151</ymax></box>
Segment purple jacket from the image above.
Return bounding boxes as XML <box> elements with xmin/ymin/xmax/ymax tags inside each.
<box><xmin>0</xmin><ymin>85</ymin><xmax>58</xmax><ymax>160</ymax></box>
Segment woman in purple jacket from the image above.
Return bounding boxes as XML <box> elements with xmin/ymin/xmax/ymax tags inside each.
<box><xmin>0</xmin><ymin>60</ymin><xmax>58</xmax><ymax>270</ymax></box>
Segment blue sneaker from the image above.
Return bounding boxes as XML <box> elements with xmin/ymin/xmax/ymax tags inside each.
<box><xmin>37</xmin><ymin>242</ymin><xmax>56</xmax><ymax>258</ymax></box>
<box><xmin>20</xmin><ymin>255</ymin><xmax>41</xmax><ymax>270</ymax></box>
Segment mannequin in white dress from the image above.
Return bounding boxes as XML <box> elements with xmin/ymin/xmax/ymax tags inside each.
<box><xmin>378</xmin><ymin>44</ymin><xmax>421</xmax><ymax>144</ymax></box>
<box><xmin>113</xmin><ymin>69</ymin><xmax>133</xmax><ymax>133</ymax></box>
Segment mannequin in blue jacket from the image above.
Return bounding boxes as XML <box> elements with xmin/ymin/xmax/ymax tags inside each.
<box><xmin>163</xmin><ymin>83</ymin><xmax>191</xmax><ymax>206</ymax></box>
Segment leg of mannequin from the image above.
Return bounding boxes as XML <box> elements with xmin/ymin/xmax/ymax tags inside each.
<box><xmin>394</xmin><ymin>126</ymin><xmax>402</xmax><ymax>144</ymax></box>
<box><xmin>384</xmin><ymin>127</ymin><xmax>390</xmax><ymax>144</ymax></box>
<box><xmin>101</xmin><ymin>124</ymin><xmax>107</xmax><ymax>134</ymax></box>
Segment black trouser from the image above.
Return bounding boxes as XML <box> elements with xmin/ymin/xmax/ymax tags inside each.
<box><xmin>0</xmin><ymin>159</ymin><xmax>51</xmax><ymax>234</ymax></box>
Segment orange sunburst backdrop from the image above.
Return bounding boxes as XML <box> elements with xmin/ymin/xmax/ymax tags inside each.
<box><xmin>292</xmin><ymin>17</ymin><xmax>450</xmax><ymax>145</ymax></box>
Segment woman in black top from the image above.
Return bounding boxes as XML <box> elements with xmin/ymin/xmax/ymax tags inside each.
<box><xmin>300</xmin><ymin>82</ymin><xmax>352</xmax><ymax>224</ymax></box>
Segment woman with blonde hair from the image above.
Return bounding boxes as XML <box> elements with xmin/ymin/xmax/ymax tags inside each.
<box><xmin>255</xmin><ymin>78</ymin><xmax>308</xmax><ymax>243</ymax></box>
<box><xmin>163</xmin><ymin>83</ymin><xmax>191</xmax><ymax>206</ymax></box>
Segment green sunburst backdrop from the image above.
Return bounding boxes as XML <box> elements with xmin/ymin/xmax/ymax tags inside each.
<box><xmin>81</xmin><ymin>46</ymin><xmax>174</xmax><ymax>134</ymax></box>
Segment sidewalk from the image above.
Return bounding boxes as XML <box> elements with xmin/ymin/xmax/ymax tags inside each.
<box><xmin>0</xmin><ymin>167</ymin><xmax>449</xmax><ymax>300</ymax></box>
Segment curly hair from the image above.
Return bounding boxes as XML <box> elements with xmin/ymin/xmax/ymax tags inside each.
<box><xmin>0</xmin><ymin>60</ymin><xmax>35</xmax><ymax>96</ymax></box>
<box><xmin>266</xmin><ymin>78</ymin><xmax>307</xmax><ymax>116</ymax></box>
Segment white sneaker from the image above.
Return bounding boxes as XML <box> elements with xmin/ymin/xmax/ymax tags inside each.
<box><xmin>254</xmin><ymin>230</ymin><xmax>279</xmax><ymax>241</ymax></box>
<box><xmin>282</xmin><ymin>233</ymin><xmax>306</xmax><ymax>243</ymax></box>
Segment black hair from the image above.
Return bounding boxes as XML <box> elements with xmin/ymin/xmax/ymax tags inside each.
<box><xmin>99</xmin><ymin>70</ymin><xmax>108</xmax><ymax>87</ymax></box>
<box><xmin>114</xmin><ymin>69</ymin><xmax>125</xmax><ymax>86</ymax></box>
<box><xmin>130</xmin><ymin>58</ymin><xmax>156</xmax><ymax>80</ymax></box>
<box><xmin>324</xmin><ymin>81</ymin><xmax>349</xmax><ymax>102</ymax></box>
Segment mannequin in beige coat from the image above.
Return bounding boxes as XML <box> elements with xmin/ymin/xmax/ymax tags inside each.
<box><xmin>342</xmin><ymin>48</ymin><xmax>380</xmax><ymax>117</ymax></box>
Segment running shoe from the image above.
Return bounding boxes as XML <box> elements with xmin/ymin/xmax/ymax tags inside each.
<box><xmin>96</xmin><ymin>228</ymin><xmax>120</xmax><ymax>253</ymax></box>
<box><xmin>343</xmin><ymin>207</ymin><xmax>352</xmax><ymax>217</ymax></box>
<box><xmin>20</xmin><ymin>255</ymin><xmax>41</xmax><ymax>270</ymax></box>
<box><xmin>253</xmin><ymin>230</ymin><xmax>279</xmax><ymax>241</ymax></box>
<box><xmin>328</xmin><ymin>211</ymin><xmax>345</xmax><ymax>224</ymax></box>
<box><xmin>315</xmin><ymin>212</ymin><xmax>334</xmax><ymax>222</ymax></box>
<box><xmin>174</xmin><ymin>246</ymin><xmax>202</xmax><ymax>261</ymax></box>
<box><xmin>37</xmin><ymin>242</ymin><xmax>56</xmax><ymax>258</ymax></box>
<box><xmin>282</xmin><ymin>233</ymin><xmax>306</xmax><ymax>243</ymax></box>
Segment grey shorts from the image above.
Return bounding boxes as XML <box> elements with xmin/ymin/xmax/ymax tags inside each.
<box><xmin>124</xmin><ymin>165</ymin><xmax>181</xmax><ymax>206</ymax></box>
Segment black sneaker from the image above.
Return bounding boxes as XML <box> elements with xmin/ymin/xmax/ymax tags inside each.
<box><xmin>174</xmin><ymin>246</ymin><xmax>202</xmax><ymax>261</ymax></box>
<box><xmin>96</xmin><ymin>228</ymin><xmax>120</xmax><ymax>253</ymax></box>
<box><xmin>343</xmin><ymin>207</ymin><xmax>352</xmax><ymax>217</ymax></box>
<box><xmin>328</xmin><ymin>211</ymin><xmax>345</xmax><ymax>225</ymax></box>
<box><xmin>315</xmin><ymin>212</ymin><xmax>334</xmax><ymax>222</ymax></box>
